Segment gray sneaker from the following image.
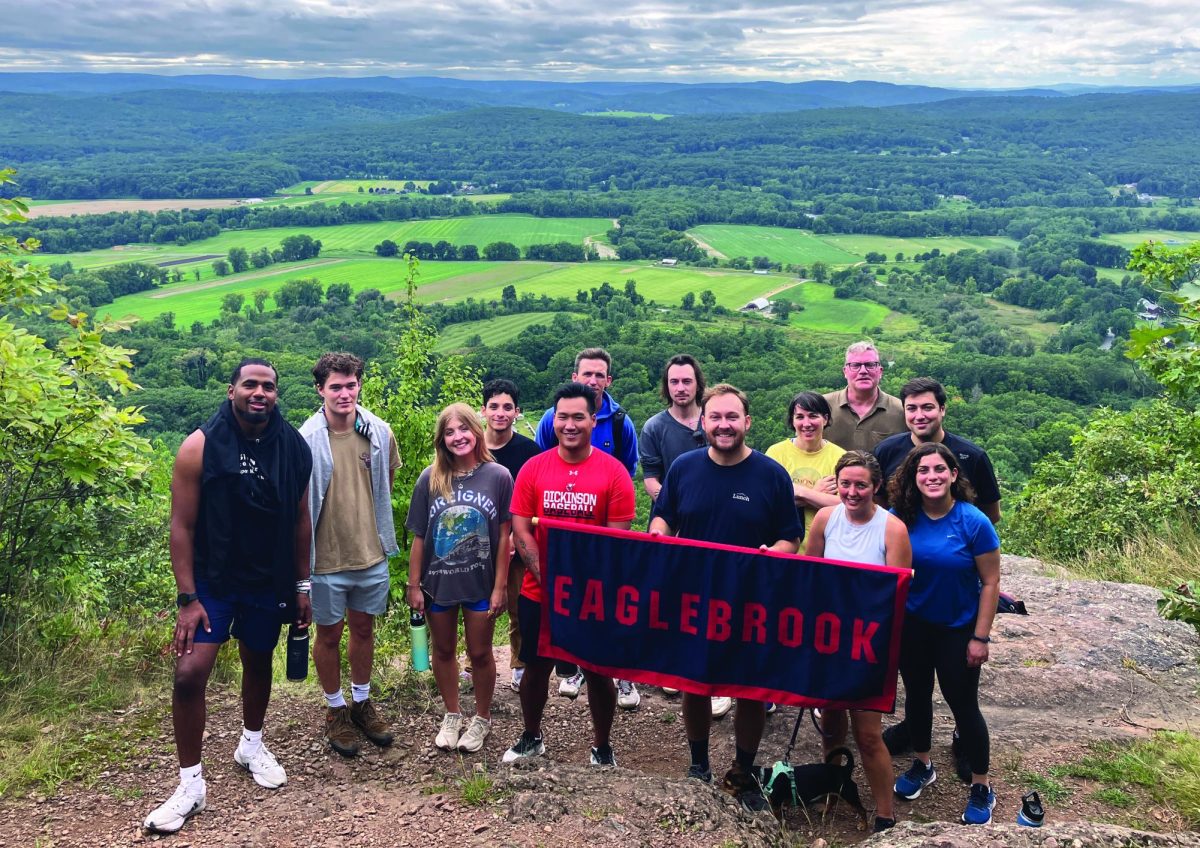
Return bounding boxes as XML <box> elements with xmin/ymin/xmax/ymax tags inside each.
<box><xmin>457</xmin><ymin>716</ymin><xmax>492</xmax><ymax>753</ymax></box>
<box><xmin>435</xmin><ymin>712</ymin><xmax>464</xmax><ymax>750</ymax></box>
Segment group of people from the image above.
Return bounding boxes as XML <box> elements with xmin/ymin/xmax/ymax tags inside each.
<box><xmin>145</xmin><ymin>340</ymin><xmax>1003</xmax><ymax>836</ymax></box>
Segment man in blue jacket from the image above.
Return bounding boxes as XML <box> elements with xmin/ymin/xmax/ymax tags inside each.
<box><xmin>535</xmin><ymin>347</ymin><xmax>641</xmax><ymax>707</ymax></box>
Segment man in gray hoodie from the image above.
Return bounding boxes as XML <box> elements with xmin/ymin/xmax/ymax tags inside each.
<box><xmin>299</xmin><ymin>352</ymin><xmax>401</xmax><ymax>757</ymax></box>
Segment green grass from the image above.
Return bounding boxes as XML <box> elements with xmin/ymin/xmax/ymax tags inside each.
<box><xmin>984</xmin><ymin>298</ymin><xmax>1060</xmax><ymax>341</ymax></box>
<box><xmin>103</xmin><ymin>259</ymin><xmax>811</xmax><ymax>324</ymax></box>
<box><xmin>688</xmin><ymin>225</ymin><xmax>860</xmax><ymax>265</ymax></box>
<box><xmin>1099</xmin><ymin>230</ymin><xmax>1200</xmax><ymax>249</ymax></box>
<box><xmin>1054</xmin><ymin>732</ymin><xmax>1200</xmax><ymax>828</ymax></box>
<box><xmin>686</xmin><ymin>224</ymin><xmax>1016</xmax><ymax>267</ymax></box>
<box><xmin>436</xmin><ymin>312</ymin><xmax>559</xmax><ymax>352</ymax></box>
<box><xmin>1015</xmin><ymin>769</ymin><xmax>1071</xmax><ymax>804</ymax></box>
<box><xmin>771</xmin><ymin>281</ymin><xmax>918</xmax><ymax>336</ymax></box>
<box><xmin>582</xmin><ymin>110</ymin><xmax>671</xmax><ymax>119</ymax></box>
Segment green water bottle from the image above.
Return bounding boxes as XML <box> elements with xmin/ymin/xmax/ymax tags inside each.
<box><xmin>410</xmin><ymin>610</ymin><xmax>430</xmax><ymax>671</ymax></box>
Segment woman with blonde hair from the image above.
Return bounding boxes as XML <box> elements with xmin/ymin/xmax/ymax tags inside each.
<box><xmin>405</xmin><ymin>402</ymin><xmax>513</xmax><ymax>753</ymax></box>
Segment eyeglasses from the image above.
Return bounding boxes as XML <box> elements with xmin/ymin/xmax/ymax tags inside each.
<box><xmin>844</xmin><ymin>361</ymin><xmax>881</xmax><ymax>371</ymax></box>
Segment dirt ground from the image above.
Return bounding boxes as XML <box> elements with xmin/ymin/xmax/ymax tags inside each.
<box><xmin>25</xmin><ymin>199</ymin><xmax>246</xmax><ymax>219</ymax></box>
<box><xmin>1</xmin><ymin>556</ymin><xmax>1197</xmax><ymax>846</ymax></box>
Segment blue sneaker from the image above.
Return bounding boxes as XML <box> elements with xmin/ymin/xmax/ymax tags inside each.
<box><xmin>962</xmin><ymin>782</ymin><xmax>996</xmax><ymax>824</ymax></box>
<box><xmin>894</xmin><ymin>759</ymin><xmax>937</xmax><ymax>799</ymax></box>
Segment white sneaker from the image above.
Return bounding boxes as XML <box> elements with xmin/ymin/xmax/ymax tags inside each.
<box><xmin>711</xmin><ymin>697</ymin><xmax>733</xmax><ymax>718</ymax></box>
<box><xmin>558</xmin><ymin>671</ymin><xmax>585</xmax><ymax>698</ymax></box>
<box><xmin>144</xmin><ymin>784</ymin><xmax>205</xmax><ymax>833</ymax></box>
<box><xmin>616</xmin><ymin>679</ymin><xmax>641</xmax><ymax>710</ymax></box>
<box><xmin>435</xmin><ymin>712</ymin><xmax>464</xmax><ymax>750</ymax></box>
<box><xmin>510</xmin><ymin>667</ymin><xmax>524</xmax><ymax>692</ymax></box>
<box><xmin>662</xmin><ymin>687</ymin><xmax>680</xmax><ymax>696</ymax></box>
<box><xmin>234</xmin><ymin>742</ymin><xmax>287</xmax><ymax>789</ymax></box>
<box><xmin>457</xmin><ymin>715</ymin><xmax>492</xmax><ymax>753</ymax></box>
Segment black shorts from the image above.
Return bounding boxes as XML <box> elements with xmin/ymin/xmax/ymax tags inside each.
<box><xmin>517</xmin><ymin>594</ymin><xmax>548</xmax><ymax>666</ymax></box>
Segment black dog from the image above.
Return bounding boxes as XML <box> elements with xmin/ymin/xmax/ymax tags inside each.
<box><xmin>761</xmin><ymin>746</ymin><xmax>869</xmax><ymax>827</ymax></box>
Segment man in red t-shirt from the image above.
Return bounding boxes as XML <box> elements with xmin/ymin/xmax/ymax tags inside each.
<box><xmin>501</xmin><ymin>382</ymin><xmax>636</xmax><ymax>767</ymax></box>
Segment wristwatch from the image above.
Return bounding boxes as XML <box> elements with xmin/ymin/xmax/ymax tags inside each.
<box><xmin>176</xmin><ymin>591</ymin><xmax>199</xmax><ymax>608</ymax></box>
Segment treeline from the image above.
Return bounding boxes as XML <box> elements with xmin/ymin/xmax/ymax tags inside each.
<box><xmin>6</xmin><ymin>90</ymin><xmax>1200</xmax><ymax>203</ymax></box>
<box><xmin>374</xmin><ymin>239</ymin><xmax>595</xmax><ymax>262</ymax></box>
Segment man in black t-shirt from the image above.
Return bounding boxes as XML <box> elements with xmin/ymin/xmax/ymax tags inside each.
<box><xmin>650</xmin><ymin>384</ymin><xmax>804</xmax><ymax>813</ymax></box>
<box><xmin>873</xmin><ymin>377</ymin><xmax>1001</xmax><ymax>524</ymax></box>
<box><xmin>481</xmin><ymin>379</ymin><xmax>542</xmax><ymax>693</ymax></box>
<box><xmin>145</xmin><ymin>358</ymin><xmax>313</xmax><ymax>835</ymax></box>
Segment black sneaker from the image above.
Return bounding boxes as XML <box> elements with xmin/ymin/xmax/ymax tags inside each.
<box><xmin>1018</xmin><ymin>790</ymin><xmax>1045</xmax><ymax>827</ymax></box>
<box><xmin>501</xmin><ymin>731</ymin><xmax>546</xmax><ymax>763</ymax></box>
<box><xmin>883</xmin><ymin>719</ymin><xmax>912</xmax><ymax>755</ymax></box>
<box><xmin>589</xmin><ymin>744</ymin><xmax>617</xmax><ymax>767</ymax></box>
<box><xmin>687</xmin><ymin>763</ymin><xmax>713</xmax><ymax>783</ymax></box>
<box><xmin>873</xmin><ymin>816</ymin><xmax>896</xmax><ymax>833</ymax></box>
<box><xmin>722</xmin><ymin>763</ymin><xmax>768</xmax><ymax>813</ymax></box>
<box><xmin>951</xmin><ymin>730</ymin><xmax>972</xmax><ymax>784</ymax></box>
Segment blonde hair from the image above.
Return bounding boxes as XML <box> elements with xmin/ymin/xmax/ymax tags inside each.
<box><xmin>429</xmin><ymin>402</ymin><xmax>493</xmax><ymax>501</ymax></box>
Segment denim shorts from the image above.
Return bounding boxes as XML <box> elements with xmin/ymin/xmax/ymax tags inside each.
<box><xmin>311</xmin><ymin>559</ymin><xmax>390</xmax><ymax>625</ymax></box>
<box><xmin>429</xmin><ymin>597</ymin><xmax>490</xmax><ymax>614</ymax></box>
<box><xmin>193</xmin><ymin>580</ymin><xmax>288</xmax><ymax>653</ymax></box>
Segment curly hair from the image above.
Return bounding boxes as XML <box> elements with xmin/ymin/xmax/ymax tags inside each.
<box><xmin>887</xmin><ymin>442</ymin><xmax>976</xmax><ymax>527</ymax></box>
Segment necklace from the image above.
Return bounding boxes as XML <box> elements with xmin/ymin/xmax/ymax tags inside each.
<box><xmin>454</xmin><ymin>462</ymin><xmax>481</xmax><ymax>489</ymax></box>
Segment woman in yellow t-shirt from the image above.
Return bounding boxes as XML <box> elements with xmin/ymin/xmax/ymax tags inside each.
<box><xmin>765</xmin><ymin>391</ymin><xmax>846</xmax><ymax>533</ymax></box>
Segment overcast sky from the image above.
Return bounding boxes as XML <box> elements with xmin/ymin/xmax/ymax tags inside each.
<box><xmin>1</xmin><ymin>0</ymin><xmax>1196</xmax><ymax>87</ymax></box>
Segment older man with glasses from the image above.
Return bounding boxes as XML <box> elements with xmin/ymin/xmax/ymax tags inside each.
<box><xmin>822</xmin><ymin>340</ymin><xmax>905</xmax><ymax>453</ymax></box>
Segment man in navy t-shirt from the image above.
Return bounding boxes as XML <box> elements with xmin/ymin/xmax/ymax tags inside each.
<box><xmin>650</xmin><ymin>383</ymin><xmax>803</xmax><ymax>812</ymax></box>
<box><xmin>874</xmin><ymin>377</ymin><xmax>1001</xmax><ymax>525</ymax></box>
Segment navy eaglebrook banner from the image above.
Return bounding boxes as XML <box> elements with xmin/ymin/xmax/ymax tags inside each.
<box><xmin>537</xmin><ymin>518</ymin><xmax>911</xmax><ymax>712</ymax></box>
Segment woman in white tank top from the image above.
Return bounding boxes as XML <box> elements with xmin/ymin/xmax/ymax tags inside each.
<box><xmin>805</xmin><ymin>451</ymin><xmax>911</xmax><ymax>833</ymax></box>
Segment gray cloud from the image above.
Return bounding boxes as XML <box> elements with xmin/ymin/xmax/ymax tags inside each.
<box><xmin>0</xmin><ymin>0</ymin><xmax>1197</xmax><ymax>85</ymax></box>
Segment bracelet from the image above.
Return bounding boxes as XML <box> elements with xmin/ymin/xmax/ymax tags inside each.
<box><xmin>295</xmin><ymin>579</ymin><xmax>312</xmax><ymax>595</ymax></box>
<box><xmin>407</xmin><ymin>584</ymin><xmax>420</xmax><ymax>589</ymax></box>
<box><xmin>970</xmin><ymin>634</ymin><xmax>991</xmax><ymax>643</ymax></box>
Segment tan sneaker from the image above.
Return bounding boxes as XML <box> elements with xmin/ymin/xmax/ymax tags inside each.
<box><xmin>350</xmin><ymin>698</ymin><xmax>394</xmax><ymax>747</ymax></box>
<box><xmin>457</xmin><ymin>716</ymin><xmax>491</xmax><ymax>753</ymax></box>
<box><xmin>326</xmin><ymin>705</ymin><xmax>360</xmax><ymax>757</ymax></box>
<box><xmin>435</xmin><ymin>712</ymin><xmax>464</xmax><ymax>750</ymax></box>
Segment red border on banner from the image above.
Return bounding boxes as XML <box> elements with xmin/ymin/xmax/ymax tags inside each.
<box><xmin>534</xmin><ymin>517</ymin><xmax>911</xmax><ymax>711</ymax></box>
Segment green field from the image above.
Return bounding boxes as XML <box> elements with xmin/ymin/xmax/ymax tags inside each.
<box><xmin>687</xmin><ymin>225</ymin><xmax>1018</xmax><ymax>267</ymax></box>
<box><xmin>1099</xmin><ymin>230</ymin><xmax>1200</xmax><ymax>249</ymax></box>
<box><xmin>770</xmin><ymin>282</ymin><xmax>918</xmax><ymax>335</ymax></box>
<box><xmin>582</xmin><ymin>111</ymin><xmax>671</xmax><ymax>120</ymax></box>
<box><xmin>984</xmin><ymin>298</ymin><xmax>1060</xmax><ymax>341</ymax></box>
<box><xmin>102</xmin><ymin>257</ymin><xmax>853</xmax><ymax>326</ymax></box>
<box><xmin>436</xmin><ymin>312</ymin><xmax>560</xmax><ymax>352</ymax></box>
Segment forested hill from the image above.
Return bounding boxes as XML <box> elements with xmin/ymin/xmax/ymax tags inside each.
<box><xmin>0</xmin><ymin>72</ymin><xmax>1068</xmax><ymax>110</ymax></box>
<box><xmin>4</xmin><ymin>87</ymin><xmax>1200</xmax><ymax>200</ymax></box>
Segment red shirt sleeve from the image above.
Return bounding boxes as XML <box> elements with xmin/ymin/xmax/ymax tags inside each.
<box><xmin>607</xmin><ymin>459</ymin><xmax>637</xmax><ymax>523</ymax></box>
<box><xmin>511</xmin><ymin>455</ymin><xmax>539</xmax><ymax>518</ymax></box>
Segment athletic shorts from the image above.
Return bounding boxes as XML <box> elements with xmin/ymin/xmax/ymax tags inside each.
<box><xmin>311</xmin><ymin>559</ymin><xmax>390</xmax><ymax>626</ymax></box>
<box><xmin>517</xmin><ymin>594</ymin><xmax>549</xmax><ymax>666</ymax></box>
<box><xmin>429</xmin><ymin>598</ymin><xmax>489</xmax><ymax>614</ymax></box>
<box><xmin>193</xmin><ymin>580</ymin><xmax>287</xmax><ymax>654</ymax></box>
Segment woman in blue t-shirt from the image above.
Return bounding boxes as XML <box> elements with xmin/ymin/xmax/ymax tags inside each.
<box><xmin>887</xmin><ymin>443</ymin><xmax>1001</xmax><ymax>826</ymax></box>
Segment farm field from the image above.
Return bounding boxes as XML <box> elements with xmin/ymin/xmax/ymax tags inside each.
<box><xmin>137</xmin><ymin>215</ymin><xmax>616</xmax><ymax>257</ymax></box>
<box><xmin>984</xmin><ymin>298</ymin><xmax>1060</xmax><ymax>341</ymax></box>
<box><xmin>102</xmin><ymin>257</ymin><xmax>883</xmax><ymax>327</ymax></box>
<box><xmin>687</xmin><ymin>224</ymin><xmax>1018</xmax><ymax>266</ymax></box>
<box><xmin>22</xmin><ymin>198</ymin><xmax>247</xmax><ymax>219</ymax></box>
<box><xmin>768</xmin><ymin>282</ymin><xmax>918</xmax><ymax>335</ymax></box>
<box><xmin>1099</xmin><ymin>230</ymin><xmax>1200</xmax><ymax>248</ymax></box>
<box><xmin>435</xmin><ymin>312</ymin><xmax>559</xmax><ymax>351</ymax></box>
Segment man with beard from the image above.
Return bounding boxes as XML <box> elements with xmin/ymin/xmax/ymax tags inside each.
<box><xmin>145</xmin><ymin>359</ymin><xmax>313</xmax><ymax>834</ymax></box>
<box><xmin>502</xmin><ymin>382</ymin><xmax>636</xmax><ymax>767</ymax></box>
<box><xmin>649</xmin><ymin>384</ymin><xmax>803</xmax><ymax>812</ymax></box>
<box><xmin>638</xmin><ymin>354</ymin><xmax>731</xmax><ymax>718</ymax></box>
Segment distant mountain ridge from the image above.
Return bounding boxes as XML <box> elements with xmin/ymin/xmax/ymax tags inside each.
<box><xmin>0</xmin><ymin>72</ymin><xmax>1073</xmax><ymax>113</ymax></box>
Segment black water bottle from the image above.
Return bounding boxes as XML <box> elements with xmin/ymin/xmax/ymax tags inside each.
<box><xmin>286</xmin><ymin>624</ymin><xmax>309</xmax><ymax>681</ymax></box>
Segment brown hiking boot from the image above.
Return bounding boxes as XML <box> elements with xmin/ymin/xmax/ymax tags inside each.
<box><xmin>350</xmin><ymin>699</ymin><xmax>394</xmax><ymax>747</ymax></box>
<box><xmin>326</xmin><ymin>705</ymin><xmax>360</xmax><ymax>757</ymax></box>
